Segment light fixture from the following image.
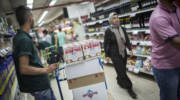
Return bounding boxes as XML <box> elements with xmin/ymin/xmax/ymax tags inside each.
<box><xmin>27</xmin><ymin>0</ymin><xmax>34</xmax><ymax>9</ymax></box>
<box><xmin>49</xmin><ymin>0</ymin><xmax>57</xmax><ymax>6</ymax></box>
<box><xmin>27</xmin><ymin>4</ymin><xmax>33</xmax><ymax>9</ymax></box>
<box><xmin>38</xmin><ymin>11</ymin><xmax>48</xmax><ymax>24</ymax></box>
<box><xmin>38</xmin><ymin>21</ymin><xmax>45</xmax><ymax>27</ymax></box>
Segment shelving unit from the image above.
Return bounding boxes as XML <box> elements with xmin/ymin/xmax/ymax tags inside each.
<box><xmin>131</xmin><ymin>40</ymin><xmax>152</xmax><ymax>46</ymax></box>
<box><xmin>83</xmin><ymin>0</ymin><xmax>157</xmax><ymax>76</ymax></box>
<box><xmin>0</xmin><ymin>17</ymin><xmax>19</xmax><ymax>100</ymax></box>
<box><xmin>84</xmin><ymin>7</ymin><xmax>155</xmax><ymax>26</ymax></box>
<box><xmin>127</xmin><ymin>65</ymin><xmax>153</xmax><ymax>75</ymax></box>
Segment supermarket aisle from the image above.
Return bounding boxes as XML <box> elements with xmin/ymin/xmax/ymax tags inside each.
<box><xmin>51</xmin><ymin>64</ymin><xmax>159</xmax><ymax>100</ymax></box>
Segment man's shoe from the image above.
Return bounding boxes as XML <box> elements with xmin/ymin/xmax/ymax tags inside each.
<box><xmin>127</xmin><ymin>89</ymin><xmax>137</xmax><ymax>99</ymax></box>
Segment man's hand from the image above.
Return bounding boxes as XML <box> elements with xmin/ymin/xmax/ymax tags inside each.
<box><xmin>45</xmin><ymin>63</ymin><xmax>58</xmax><ymax>73</ymax></box>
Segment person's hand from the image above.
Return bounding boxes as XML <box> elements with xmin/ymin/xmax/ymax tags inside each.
<box><xmin>106</xmin><ymin>57</ymin><xmax>111</xmax><ymax>62</ymax></box>
<box><xmin>129</xmin><ymin>51</ymin><xmax>133</xmax><ymax>56</ymax></box>
<box><xmin>46</xmin><ymin>63</ymin><xmax>58</xmax><ymax>73</ymax></box>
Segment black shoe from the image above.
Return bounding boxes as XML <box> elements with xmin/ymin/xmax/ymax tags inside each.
<box><xmin>127</xmin><ymin>89</ymin><xmax>137</xmax><ymax>99</ymax></box>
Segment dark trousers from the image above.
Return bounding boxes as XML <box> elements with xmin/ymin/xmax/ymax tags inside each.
<box><xmin>111</xmin><ymin>54</ymin><xmax>132</xmax><ymax>90</ymax></box>
<box><xmin>152</xmin><ymin>66</ymin><xmax>180</xmax><ymax>100</ymax></box>
<box><xmin>31</xmin><ymin>88</ymin><xmax>56</xmax><ymax>100</ymax></box>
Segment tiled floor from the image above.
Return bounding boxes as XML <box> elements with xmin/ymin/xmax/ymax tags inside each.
<box><xmin>50</xmin><ymin>64</ymin><xmax>160</xmax><ymax>100</ymax></box>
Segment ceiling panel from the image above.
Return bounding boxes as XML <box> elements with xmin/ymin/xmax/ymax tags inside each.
<box><xmin>0</xmin><ymin>0</ymin><xmax>98</xmax><ymax>27</ymax></box>
<box><xmin>32</xmin><ymin>0</ymin><xmax>83</xmax><ymax>26</ymax></box>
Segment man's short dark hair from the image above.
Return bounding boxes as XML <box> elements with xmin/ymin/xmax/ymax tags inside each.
<box><xmin>15</xmin><ymin>6</ymin><xmax>32</xmax><ymax>26</ymax></box>
<box><xmin>58</xmin><ymin>27</ymin><xmax>62</xmax><ymax>32</ymax></box>
<box><xmin>43</xmin><ymin>30</ymin><xmax>48</xmax><ymax>35</ymax></box>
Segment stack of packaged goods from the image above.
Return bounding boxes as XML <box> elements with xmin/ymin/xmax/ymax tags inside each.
<box><xmin>63</xmin><ymin>39</ymin><xmax>101</xmax><ymax>65</ymax></box>
<box><xmin>63</xmin><ymin>39</ymin><xmax>110</xmax><ymax>100</ymax></box>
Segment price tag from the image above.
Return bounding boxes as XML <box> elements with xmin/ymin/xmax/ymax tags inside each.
<box><xmin>130</xmin><ymin>13</ymin><xmax>136</xmax><ymax>17</ymax></box>
<box><xmin>133</xmin><ymin>30</ymin><xmax>138</xmax><ymax>35</ymax></box>
<box><xmin>99</xmin><ymin>20</ymin><xmax>103</xmax><ymax>24</ymax></box>
<box><xmin>145</xmin><ymin>30</ymin><xmax>150</xmax><ymax>34</ymax></box>
<box><xmin>134</xmin><ymin>68</ymin><xmax>140</xmax><ymax>74</ymax></box>
<box><xmin>147</xmin><ymin>41</ymin><xmax>152</xmax><ymax>46</ymax></box>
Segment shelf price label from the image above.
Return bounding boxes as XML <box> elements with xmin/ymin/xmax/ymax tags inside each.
<box><xmin>130</xmin><ymin>13</ymin><xmax>136</xmax><ymax>17</ymax></box>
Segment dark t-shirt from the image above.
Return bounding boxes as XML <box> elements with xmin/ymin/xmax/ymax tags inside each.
<box><xmin>51</xmin><ymin>31</ymin><xmax>56</xmax><ymax>45</ymax></box>
<box><xmin>13</xmin><ymin>30</ymin><xmax>50</xmax><ymax>93</ymax></box>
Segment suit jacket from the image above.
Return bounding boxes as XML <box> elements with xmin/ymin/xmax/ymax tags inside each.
<box><xmin>104</xmin><ymin>27</ymin><xmax>132</xmax><ymax>58</ymax></box>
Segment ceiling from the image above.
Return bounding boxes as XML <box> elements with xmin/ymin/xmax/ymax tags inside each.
<box><xmin>0</xmin><ymin>0</ymin><xmax>113</xmax><ymax>27</ymax></box>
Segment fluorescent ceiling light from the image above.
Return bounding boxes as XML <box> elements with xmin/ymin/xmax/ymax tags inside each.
<box><xmin>49</xmin><ymin>0</ymin><xmax>57</xmax><ymax>6</ymax></box>
<box><xmin>27</xmin><ymin>0</ymin><xmax>34</xmax><ymax>9</ymax></box>
<box><xmin>38</xmin><ymin>11</ymin><xmax>48</xmax><ymax>24</ymax></box>
<box><xmin>38</xmin><ymin>21</ymin><xmax>45</xmax><ymax>27</ymax></box>
<box><xmin>27</xmin><ymin>4</ymin><xmax>33</xmax><ymax>9</ymax></box>
<box><xmin>27</xmin><ymin>0</ymin><xmax>33</xmax><ymax>4</ymax></box>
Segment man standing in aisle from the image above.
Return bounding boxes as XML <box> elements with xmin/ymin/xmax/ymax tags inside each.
<box><xmin>13</xmin><ymin>6</ymin><xmax>57</xmax><ymax>100</ymax></box>
<box><xmin>150</xmin><ymin>0</ymin><xmax>180</xmax><ymax>100</ymax></box>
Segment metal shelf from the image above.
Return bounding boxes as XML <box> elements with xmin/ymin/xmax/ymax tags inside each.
<box><xmin>127</xmin><ymin>65</ymin><xmax>153</xmax><ymax>75</ymax></box>
<box><xmin>126</xmin><ymin>29</ymin><xmax>150</xmax><ymax>34</ymax></box>
<box><xmin>86</xmin><ymin>32</ymin><xmax>105</xmax><ymax>36</ymax></box>
<box><xmin>130</xmin><ymin>53</ymin><xmax>151</xmax><ymax>59</ymax></box>
<box><xmin>84</xmin><ymin>7</ymin><xmax>155</xmax><ymax>26</ymax></box>
<box><xmin>131</xmin><ymin>40</ymin><xmax>152</xmax><ymax>46</ymax></box>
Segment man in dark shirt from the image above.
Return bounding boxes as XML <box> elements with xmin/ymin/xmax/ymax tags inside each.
<box><xmin>13</xmin><ymin>6</ymin><xmax>57</xmax><ymax>100</ymax></box>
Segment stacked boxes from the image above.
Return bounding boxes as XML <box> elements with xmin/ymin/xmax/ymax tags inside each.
<box><xmin>62</xmin><ymin>39</ymin><xmax>111</xmax><ymax>100</ymax></box>
<box><xmin>65</xmin><ymin>58</ymin><xmax>108</xmax><ymax>100</ymax></box>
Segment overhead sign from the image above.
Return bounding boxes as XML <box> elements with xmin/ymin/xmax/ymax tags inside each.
<box><xmin>67</xmin><ymin>2</ymin><xmax>95</xmax><ymax>19</ymax></box>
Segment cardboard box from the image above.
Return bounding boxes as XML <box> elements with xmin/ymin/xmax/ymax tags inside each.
<box><xmin>65</xmin><ymin>58</ymin><xmax>103</xmax><ymax>79</ymax></box>
<box><xmin>68</xmin><ymin>72</ymin><xmax>105</xmax><ymax>89</ymax></box>
<box><xmin>72</xmin><ymin>82</ymin><xmax>108</xmax><ymax>100</ymax></box>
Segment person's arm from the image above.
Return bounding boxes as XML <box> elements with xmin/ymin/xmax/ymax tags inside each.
<box><xmin>54</xmin><ymin>34</ymin><xmax>58</xmax><ymax>47</ymax></box>
<box><xmin>19</xmin><ymin>55</ymin><xmax>58</xmax><ymax>75</ymax></box>
<box><xmin>169</xmin><ymin>37</ymin><xmax>180</xmax><ymax>50</ymax></box>
<box><xmin>104</xmin><ymin>28</ymin><xmax>111</xmax><ymax>57</ymax></box>
<box><xmin>151</xmin><ymin>16</ymin><xmax>180</xmax><ymax>50</ymax></box>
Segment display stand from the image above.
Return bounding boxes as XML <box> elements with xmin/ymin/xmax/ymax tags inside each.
<box><xmin>56</xmin><ymin>57</ymin><xmax>113</xmax><ymax>100</ymax></box>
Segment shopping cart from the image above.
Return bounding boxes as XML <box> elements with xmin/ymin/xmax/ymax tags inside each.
<box><xmin>55</xmin><ymin>57</ymin><xmax>107</xmax><ymax>100</ymax></box>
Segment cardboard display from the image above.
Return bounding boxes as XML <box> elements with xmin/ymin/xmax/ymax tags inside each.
<box><xmin>72</xmin><ymin>82</ymin><xmax>108</xmax><ymax>100</ymax></box>
<box><xmin>68</xmin><ymin>72</ymin><xmax>105</xmax><ymax>89</ymax></box>
<box><xmin>65</xmin><ymin>58</ymin><xmax>103</xmax><ymax>80</ymax></box>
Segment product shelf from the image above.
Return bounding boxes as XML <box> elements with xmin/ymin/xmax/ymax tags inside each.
<box><xmin>0</xmin><ymin>66</ymin><xmax>15</xmax><ymax>95</ymax></box>
<box><xmin>127</xmin><ymin>65</ymin><xmax>153</xmax><ymax>75</ymax></box>
<box><xmin>84</xmin><ymin>7</ymin><xmax>155</xmax><ymax>26</ymax></box>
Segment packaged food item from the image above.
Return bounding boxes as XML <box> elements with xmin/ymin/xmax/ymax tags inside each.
<box><xmin>135</xmin><ymin>58</ymin><xmax>143</xmax><ymax>68</ymax></box>
<box><xmin>143</xmin><ymin>58</ymin><xmax>152</xmax><ymax>72</ymax></box>
<box><xmin>141</xmin><ymin>47</ymin><xmax>147</xmax><ymax>55</ymax></box>
<box><xmin>63</xmin><ymin>43</ymin><xmax>73</xmax><ymax>64</ymax></box>
<box><xmin>89</xmin><ymin>39</ymin><xmax>101</xmax><ymax>57</ymax></box>
<box><xmin>135</xmin><ymin>44</ymin><xmax>142</xmax><ymax>54</ymax></box>
<box><xmin>80</xmin><ymin>40</ymin><xmax>91</xmax><ymax>59</ymax></box>
<box><xmin>63</xmin><ymin>39</ymin><xmax>101</xmax><ymax>64</ymax></box>
<box><xmin>72</xmin><ymin>42</ymin><xmax>83</xmax><ymax>62</ymax></box>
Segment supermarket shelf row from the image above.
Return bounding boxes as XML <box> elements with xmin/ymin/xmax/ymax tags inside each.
<box><xmin>131</xmin><ymin>40</ymin><xmax>152</xmax><ymax>46</ymax></box>
<box><xmin>84</xmin><ymin>7</ymin><xmax>155</xmax><ymax>26</ymax></box>
<box><xmin>86</xmin><ymin>28</ymin><xmax>150</xmax><ymax>37</ymax></box>
<box><xmin>127</xmin><ymin>65</ymin><xmax>153</xmax><ymax>75</ymax></box>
